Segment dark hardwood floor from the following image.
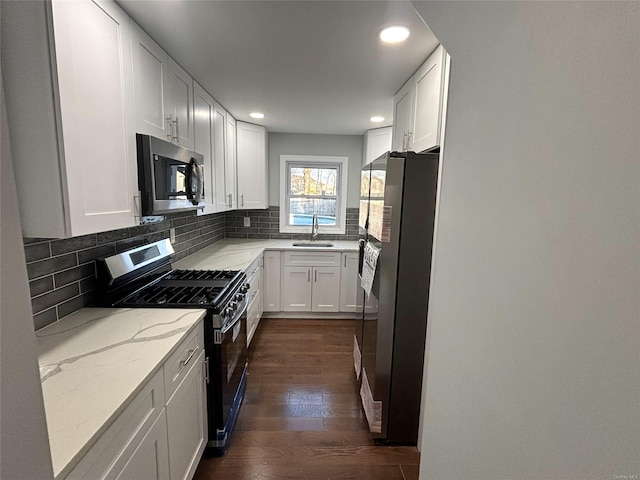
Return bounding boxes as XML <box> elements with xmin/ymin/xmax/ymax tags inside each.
<box><xmin>194</xmin><ymin>319</ymin><xmax>420</xmax><ymax>480</ymax></box>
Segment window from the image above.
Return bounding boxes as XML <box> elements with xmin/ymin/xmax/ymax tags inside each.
<box><xmin>279</xmin><ymin>155</ymin><xmax>348</xmax><ymax>234</ymax></box>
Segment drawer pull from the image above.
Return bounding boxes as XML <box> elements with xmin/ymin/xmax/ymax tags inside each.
<box><xmin>180</xmin><ymin>348</ymin><xmax>197</xmax><ymax>368</ymax></box>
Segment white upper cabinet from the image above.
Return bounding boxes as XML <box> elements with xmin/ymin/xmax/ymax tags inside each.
<box><xmin>193</xmin><ymin>82</ymin><xmax>216</xmax><ymax>216</ymax></box>
<box><xmin>166</xmin><ymin>58</ymin><xmax>195</xmax><ymax>149</ymax></box>
<box><xmin>131</xmin><ymin>22</ymin><xmax>168</xmax><ymax>141</ymax></box>
<box><xmin>392</xmin><ymin>78</ymin><xmax>415</xmax><ymax>152</ymax></box>
<box><xmin>132</xmin><ymin>21</ymin><xmax>194</xmax><ymax>149</ymax></box>
<box><xmin>225</xmin><ymin>112</ymin><xmax>238</xmax><ymax>210</ymax></box>
<box><xmin>236</xmin><ymin>121</ymin><xmax>268</xmax><ymax>210</ymax></box>
<box><xmin>212</xmin><ymin>102</ymin><xmax>229</xmax><ymax>212</ymax></box>
<box><xmin>2</xmin><ymin>0</ymin><xmax>137</xmax><ymax>238</ymax></box>
<box><xmin>392</xmin><ymin>44</ymin><xmax>448</xmax><ymax>153</ymax></box>
<box><xmin>363</xmin><ymin>127</ymin><xmax>392</xmax><ymax>165</ymax></box>
<box><xmin>411</xmin><ymin>44</ymin><xmax>446</xmax><ymax>153</ymax></box>
<box><xmin>211</xmin><ymin>104</ymin><xmax>238</xmax><ymax>212</ymax></box>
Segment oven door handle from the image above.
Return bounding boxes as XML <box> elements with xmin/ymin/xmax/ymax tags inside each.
<box><xmin>221</xmin><ymin>296</ymin><xmax>248</xmax><ymax>334</ymax></box>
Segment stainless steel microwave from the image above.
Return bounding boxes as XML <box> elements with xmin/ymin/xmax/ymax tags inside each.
<box><xmin>136</xmin><ymin>134</ymin><xmax>205</xmax><ymax>215</ymax></box>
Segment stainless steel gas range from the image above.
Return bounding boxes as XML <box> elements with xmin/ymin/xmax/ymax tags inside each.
<box><xmin>96</xmin><ymin>239</ymin><xmax>248</xmax><ymax>455</ymax></box>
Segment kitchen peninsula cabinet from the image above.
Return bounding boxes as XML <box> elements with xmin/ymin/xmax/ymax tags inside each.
<box><xmin>2</xmin><ymin>0</ymin><xmax>138</xmax><ymax>238</ymax></box>
<box><xmin>60</xmin><ymin>315</ymin><xmax>206</xmax><ymax>480</ymax></box>
<box><xmin>132</xmin><ymin>22</ymin><xmax>195</xmax><ymax>149</ymax></box>
<box><xmin>392</xmin><ymin>44</ymin><xmax>447</xmax><ymax>153</ymax></box>
<box><xmin>237</xmin><ymin>121</ymin><xmax>268</xmax><ymax>210</ymax></box>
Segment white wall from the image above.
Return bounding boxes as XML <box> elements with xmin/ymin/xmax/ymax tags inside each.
<box><xmin>413</xmin><ymin>2</ymin><xmax>640</xmax><ymax>479</ymax></box>
<box><xmin>267</xmin><ymin>132</ymin><xmax>363</xmax><ymax>208</ymax></box>
<box><xmin>0</xmin><ymin>64</ymin><xmax>54</xmax><ymax>478</ymax></box>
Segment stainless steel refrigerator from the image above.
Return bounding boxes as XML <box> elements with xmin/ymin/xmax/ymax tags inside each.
<box><xmin>355</xmin><ymin>151</ymin><xmax>439</xmax><ymax>445</ymax></box>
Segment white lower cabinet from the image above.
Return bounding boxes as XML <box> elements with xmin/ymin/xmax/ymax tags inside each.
<box><xmin>282</xmin><ymin>266</ymin><xmax>313</xmax><ymax>311</ymax></box>
<box><xmin>311</xmin><ymin>267</ymin><xmax>341</xmax><ymax>312</ymax></box>
<box><xmin>245</xmin><ymin>256</ymin><xmax>263</xmax><ymax>346</ymax></box>
<box><xmin>166</xmin><ymin>351</ymin><xmax>207</xmax><ymax>480</ymax></box>
<box><xmin>282</xmin><ymin>252</ymin><xmax>342</xmax><ymax>313</ymax></box>
<box><xmin>339</xmin><ymin>252</ymin><xmax>360</xmax><ymax>312</ymax></box>
<box><xmin>116</xmin><ymin>413</ymin><xmax>170</xmax><ymax>480</ymax></box>
<box><xmin>263</xmin><ymin>251</ymin><xmax>282</xmax><ymax>312</ymax></box>
<box><xmin>65</xmin><ymin>322</ymin><xmax>206</xmax><ymax>480</ymax></box>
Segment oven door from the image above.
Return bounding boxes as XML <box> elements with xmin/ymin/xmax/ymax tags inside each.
<box><xmin>205</xmin><ymin>295</ymin><xmax>248</xmax><ymax>450</ymax></box>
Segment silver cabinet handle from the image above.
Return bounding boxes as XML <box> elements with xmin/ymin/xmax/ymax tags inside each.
<box><xmin>344</xmin><ymin>255</ymin><xmax>347</xmax><ymax>267</ymax></box>
<box><xmin>241</xmin><ymin>194</ymin><xmax>244</xmax><ymax>207</ymax></box>
<box><xmin>407</xmin><ymin>131</ymin><xmax>413</xmax><ymax>150</ymax></box>
<box><xmin>133</xmin><ymin>193</ymin><xmax>141</xmax><ymax>223</ymax></box>
<box><xmin>171</xmin><ymin>113</ymin><xmax>178</xmax><ymax>142</ymax></box>
<box><xmin>180</xmin><ymin>348</ymin><xmax>197</xmax><ymax>367</ymax></box>
<box><xmin>166</xmin><ymin>117</ymin><xmax>173</xmax><ymax>141</ymax></box>
<box><xmin>307</xmin><ymin>269</ymin><xmax>310</xmax><ymax>282</ymax></box>
<box><xmin>315</xmin><ymin>270</ymin><xmax>317</xmax><ymax>282</ymax></box>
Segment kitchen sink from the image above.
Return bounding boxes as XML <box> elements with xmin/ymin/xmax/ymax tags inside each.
<box><xmin>291</xmin><ymin>242</ymin><xmax>334</xmax><ymax>247</ymax></box>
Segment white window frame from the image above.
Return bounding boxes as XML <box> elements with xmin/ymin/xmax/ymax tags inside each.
<box><xmin>279</xmin><ymin>155</ymin><xmax>348</xmax><ymax>234</ymax></box>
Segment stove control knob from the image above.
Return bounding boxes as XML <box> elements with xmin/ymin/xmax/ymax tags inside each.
<box><xmin>224</xmin><ymin>308</ymin><xmax>233</xmax><ymax>317</ymax></box>
<box><xmin>235</xmin><ymin>293</ymin><xmax>245</xmax><ymax>302</ymax></box>
<box><xmin>240</xmin><ymin>283</ymin><xmax>249</xmax><ymax>294</ymax></box>
<box><xmin>228</xmin><ymin>301</ymin><xmax>238</xmax><ymax>311</ymax></box>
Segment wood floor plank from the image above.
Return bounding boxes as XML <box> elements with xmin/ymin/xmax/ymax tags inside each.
<box><xmin>194</xmin><ymin>318</ymin><xmax>420</xmax><ymax>480</ymax></box>
<box><xmin>194</xmin><ymin>463</ymin><xmax>406</xmax><ymax>480</ymax></box>
<box><xmin>400</xmin><ymin>464</ymin><xmax>421</xmax><ymax>480</ymax></box>
<box><xmin>231</xmin><ymin>430</ymin><xmax>375</xmax><ymax>448</ymax></box>
<box><xmin>208</xmin><ymin>445</ymin><xmax>420</xmax><ymax>467</ymax></box>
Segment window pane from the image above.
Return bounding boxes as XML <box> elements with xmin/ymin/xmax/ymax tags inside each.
<box><xmin>289</xmin><ymin>198</ymin><xmax>337</xmax><ymax>225</ymax></box>
<box><xmin>289</xmin><ymin>166</ymin><xmax>337</xmax><ymax>196</ymax></box>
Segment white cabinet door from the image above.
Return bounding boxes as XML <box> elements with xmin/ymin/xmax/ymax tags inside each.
<box><xmin>363</xmin><ymin>127</ymin><xmax>392</xmax><ymax>166</ymax></box>
<box><xmin>225</xmin><ymin>112</ymin><xmax>238</xmax><ymax>210</ymax></box>
<box><xmin>213</xmin><ymin>102</ymin><xmax>229</xmax><ymax>212</ymax></box>
<box><xmin>411</xmin><ymin>45</ymin><xmax>446</xmax><ymax>153</ymax></box>
<box><xmin>50</xmin><ymin>0</ymin><xmax>137</xmax><ymax>237</ymax></box>
<box><xmin>282</xmin><ymin>266</ymin><xmax>312</xmax><ymax>312</ymax></box>
<box><xmin>339</xmin><ymin>252</ymin><xmax>359</xmax><ymax>312</ymax></box>
<box><xmin>166</xmin><ymin>351</ymin><xmax>207</xmax><ymax>480</ymax></box>
<box><xmin>131</xmin><ymin>21</ymin><xmax>169</xmax><ymax>141</ymax></box>
<box><xmin>194</xmin><ymin>82</ymin><xmax>216</xmax><ymax>216</ymax></box>
<box><xmin>263</xmin><ymin>251</ymin><xmax>281</xmax><ymax>312</ymax></box>
<box><xmin>114</xmin><ymin>413</ymin><xmax>170</xmax><ymax>480</ymax></box>
<box><xmin>312</xmin><ymin>266</ymin><xmax>341</xmax><ymax>312</ymax></box>
<box><xmin>165</xmin><ymin>57</ymin><xmax>195</xmax><ymax>149</ymax></box>
<box><xmin>392</xmin><ymin>77</ymin><xmax>415</xmax><ymax>152</ymax></box>
<box><xmin>237</xmin><ymin>121</ymin><xmax>268</xmax><ymax>209</ymax></box>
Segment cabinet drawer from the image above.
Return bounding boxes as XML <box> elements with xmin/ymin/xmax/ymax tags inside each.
<box><xmin>245</xmin><ymin>256</ymin><xmax>261</xmax><ymax>279</ymax></box>
<box><xmin>164</xmin><ymin>323</ymin><xmax>204</xmax><ymax>403</ymax></box>
<box><xmin>283</xmin><ymin>251</ymin><xmax>341</xmax><ymax>267</ymax></box>
<box><xmin>66</xmin><ymin>369</ymin><xmax>166</xmax><ymax>479</ymax></box>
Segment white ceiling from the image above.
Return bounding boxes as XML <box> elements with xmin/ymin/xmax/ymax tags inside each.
<box><xmin>117</xmin><ymin>1</ymin><xmax>439</xmax><ymax>136</ymax></box>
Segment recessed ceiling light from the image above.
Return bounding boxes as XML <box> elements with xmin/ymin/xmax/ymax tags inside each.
<box><xmin>249</xmin><ymin>112</ymin><xmax>265</xmax><ymax>119</ymax></box>
<box><xmin>379</xmin><ymin>25</ymin><xmax>410</xmax><ymax>44</ymax></box>
<box><xmin>370</xmin><ymin>116</ymin><xmax>385</xmax><ymax>123</ymax></box>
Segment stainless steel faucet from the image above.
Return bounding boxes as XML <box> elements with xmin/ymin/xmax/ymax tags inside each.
<box><xmin>311</xmin><ymin>213</ymin><xmax>319</xmax><ymax>242</ymax></box>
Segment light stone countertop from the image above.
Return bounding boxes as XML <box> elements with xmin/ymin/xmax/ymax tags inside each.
<box><xmin>173</xmin><ymin>238</ymin><xmax>359</xmax><ymax>271</ymax></box>
<box><xmin>36</xmin><ymin>307</ymin><xmax>206</xmax><ymax>479</ymax></box>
